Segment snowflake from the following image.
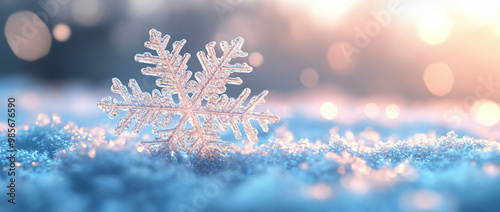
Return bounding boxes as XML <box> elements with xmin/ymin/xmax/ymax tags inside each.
<box><xmin>98</xmin><ymin>29</ymin><xmax>280</xmax><ymax>158</ymax></box>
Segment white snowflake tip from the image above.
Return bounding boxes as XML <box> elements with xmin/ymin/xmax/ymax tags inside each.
<box><xmin>98</xmin><ymin>29</ymin><xmax>280</xmax><ymax>157</ymax></box>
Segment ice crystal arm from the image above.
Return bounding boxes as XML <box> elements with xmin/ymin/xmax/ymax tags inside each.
<box><xmin>204</xmin><ymin>88</ymin><xmax>279</xmax><ymax>143</ymax></box>
<box><xmin>134</xmin><ymin>29</ymin><xmax>192</xmax><ymax>104</ymax></box>
<box><xmin>97</xmin><ymin>78</ymin><xmax>179</xmax><ymax>135</ymax></box>
<box><xmin>191</xmin><ymin>37</ymin><xmax>252</xmax><ymax>105</ymax></box>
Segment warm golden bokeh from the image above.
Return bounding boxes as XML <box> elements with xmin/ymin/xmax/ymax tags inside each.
<box><xmin>423</xmin><ymin>62</ymin><xmax>454</xmax><ymax>96</ymax></box>
<box><xmin>364</xmin><ymin>103</ymin><xmax>380</xmax><ymax>119</ymax></box>
<box><xmin>471</xmin><ymin>100</ymin><xmax>500</xmax><ymax>126</ymax></box>
<box><xmin>416</xmin><ymin>11</ymin><xmax>453</xmax><ymax>45</ymax></box>
<box><xmin>385</xmin><ymin>104</ymin><xmax>400</xmax><ymax>119</ymax></box>
<box><xmin>88</xmin><ymin>149</ymin><xmax>96</xmax><ymax>158</ymax></box>
<box><xmin>37</xmin><ymin>113</ymin><xmax>51</xmax><ymax>126</ymax></box>
<box><xmin>285</xmin><ymin>0</ymin><xmax>359</xmax><ymax>26</ymax></box>
<box><xmin>320</xmin><ymin>102</ymin><xmax>338</xmax><ymax>120</ymax></box>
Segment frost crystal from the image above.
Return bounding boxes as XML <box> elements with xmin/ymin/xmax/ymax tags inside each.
<box><xmin>98</xmin><ymin>29</ymin><xmax>280</xmax><ymax>158</ymax></box>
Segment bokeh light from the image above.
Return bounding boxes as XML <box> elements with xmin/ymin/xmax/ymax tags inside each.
<box><xmin>128</xmin><ymin>0</ymin><xmax>162</xmax><ymax>17</ymax></box>
<box><xmin>416</xmin><ymin>11</ymin><xmax>453</xmax><ymax>45</ymax></box>
<box><xmin>37</xmin><ymin>113</ymin><xmax>51</xmax><ymax>126</ymax></box>
<box><xmin>19</xmin><ymin>92</ymin><xmax>42</xmax><ymax>111</ymax></box>
<box><xmin>52</xmin><ymin>114</ymin><xmax>61</xmax><ymax>124</ymax></box>
<box><xmin>88</xmin><ymin>149</ymin><xmax>96</xmax><ymax>158</ymax></box>
<box><xmin>248</xmin><ymin>52</ymin><xmax>264</xmax><ymax>67</ymax></box>
<box><xmin>327</xmin><ymin>42</ymin><xmax>354</xmax><ymax>75</ymax></box>
<box><xmin>482</xmin><ymin>163</ymin><xmax>500</xmax><ymax>176</ymax></box>
<box><xmin>412</xmin><ymin>190</ymin><xmax>442</xmax><ymax>210</ymax></box>
<box><xmin>491</xmin><ymin>22</ymin><xmax>500</xmax><ymax>37</ymax></box>
<box><xmin>72</xmin><ymin>0</ymin><xmax>104</xmax><ymax>27</ymax></box>
<box><xmin>423</xmin><ymin>62</ymin><xmax>454</xmax><ymax>96</ymax></box>
<box><xmin>458</xmin><ymin>1</ymin><xmax>497</xmax><ymax>27</ymax></box>
<box><xmin>4</xmin><ymin>11</ymin><xmax>52</xmax><ymax>61</ymax></box>
<box><xmin>52</xmin><ymin>23</ymin><xmax>71</xmax><ymax>42</ymax></box>
<box><xmin>320</xmin><ymin>102</ymin><xmax>338</xmax><ymax>120</ymax></box>
<box><xmin>309</xmin><ymin>183</ymin><xmax>333</xmax><ymax>200</ymax></box>
<box><xmin>385</xmin><ymin>104</ymin><xmax>400</xmax><ymax>119</ymax></box>
<box><xmin>364</xmin><ymin>103</ymin><xmax>380</xmax><ymax>119</ymax></box>
<box><xmin>471</xmin><ymin>100</ymin><xmax>500</xmax><ymax>126</ymax></box>
<box><xmin>400</xmin><ymin>190</ymin><xmax>443</xmax><ymax>211</ymax></box>
<box><xmin>287</xmin><ymin>0</ymin><xmax>358</xmax><ymax>26</ymax></box>
<box><xmin>300</xmin><ymin>68</ymin><xmax>319</xmax><ymax>88</ymax></box>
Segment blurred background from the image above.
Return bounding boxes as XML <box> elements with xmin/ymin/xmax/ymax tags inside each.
<box><xmin>1</xmin><ymin>0</ymin><xmax>500</xmax><ymax>140</ymax></box>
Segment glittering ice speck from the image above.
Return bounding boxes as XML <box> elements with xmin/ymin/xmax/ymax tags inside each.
<box><xmin>98</xmin><ymin>29</ymin><xmax>280</xmax><ymax>159</ymax></box>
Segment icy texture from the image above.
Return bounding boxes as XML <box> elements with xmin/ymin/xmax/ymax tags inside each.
<box><xmin>0</xmin><ymin>121</ymin><xmax>75</xmax><ymax>171</ymax></box>
<box><xmin>0</xmin><ymin>115</ymin><xmax>136</xmax><ymax>175</ymax></box>
<box><xmin>98</xmin><ymin>29</ymin><xmax>279</xmax><ymax>159</ymax></box>
<box><xmin>1</xmin><ymin>118</ymin><xmax>499</xmax><ymax>212</ymax></box>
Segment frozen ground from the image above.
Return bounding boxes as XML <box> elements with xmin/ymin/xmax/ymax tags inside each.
<box><xmin>0</xmin><ymin>115</ymin><xmax>499</xmax><ymax>212</ymax></box>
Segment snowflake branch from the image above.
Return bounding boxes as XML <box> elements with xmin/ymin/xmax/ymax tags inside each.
<box><xmin>192</xmin><ymin>37</ymin><xmax>252</xmax><ymax>106</ymax></box>
<box><xmin>134</xmin><ymin>29</ymin><xmax>192</xmax><ymax>106</ymax></box>
<box><xmin>201</xmin><ymin>88</ymin><xmax>280</xmax><ymax>142</ymax></box>
<box><xmin>98</xmin><ymin>78</ymin><xmax>183</xmax><ymax>134</ymax></box>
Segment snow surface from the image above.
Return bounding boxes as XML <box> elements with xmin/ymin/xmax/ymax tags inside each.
<box><xmin>1</xmin><ymin>118</ymin><xmax>499</xmax><ymax>212</ymax></box>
